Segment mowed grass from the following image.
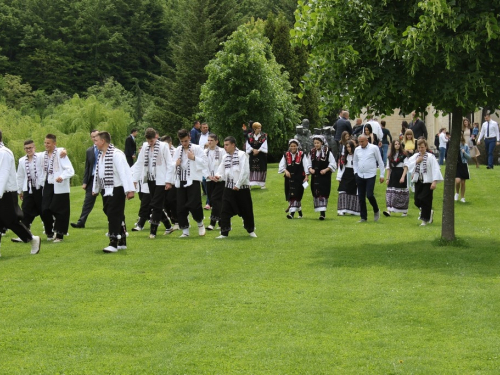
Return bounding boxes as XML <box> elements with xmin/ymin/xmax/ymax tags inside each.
<box><xmin>1</xmin><ymin>164</ymin><xmax>499</xmax><ymax>374</ymax></box>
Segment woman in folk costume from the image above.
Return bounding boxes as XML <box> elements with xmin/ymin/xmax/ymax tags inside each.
<box><xmin>278</xmin><ymin>139</ymin><xmax>309</xmax><ymax>219</ymax></box>
<box><xmin>336</xmin><ymin>140</ymin><xmax>360</xmax><ymax>216</ymax></box>
<box><xmin>92</xmin><ymin>132</ymin><xmax>135</xmax><ymax>253</ymax></box>
<box><xmin>383</xmin><ymin>140</ymin><xmax>409</xmax><ymax>217</ymax></box>
<box><xmin>246</xmin><ymin>122</ymin><xmax>268</xmax><ymax>188</ymax></box>
<box><xmin>307</xmin><ymin>134</ymin><xmax>337</xmax><ymax>220</ymax></box>
<box><xmin>205</xmin><ymin>133</ymin><xmax>226</xmax><ymax>231</ymax></box>
<box><xmin>132</xmin><ymin>128</ymin><xmax>175</xmax><ymax>239</ymax></box>
<box><xmin>402</xmin><ymin>138</ymin><xmax>443</xmax><ymax>226</ymax></box>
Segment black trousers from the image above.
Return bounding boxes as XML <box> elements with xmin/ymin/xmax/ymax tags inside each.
<box><xmin>177</xmin><ymin>181</ymin><xmax>203</xmax><ymax>229</ymax></box>
<box><xmin>102</xmin><ymin>187</ymin><xmax>126</xmax><ymax>238</ymax></box>
<box><xmin>126</xmin><ymin>156</ymin><xmax>134</xmax><ymax>167</ymax></box>
<box><xmin>414</xmin><ymin>182</ymin><xmax>433</xmax><ymax>222</ymax></box>
<box><xmin>77</xmin><ymin>178</ymin><xmax>98</xmax><ymax>225</ymax></box>
<box><xmin>0</xmin><ymin>192</ymin><xmax>32</xmax><ymax>243</ymax></box>
<box><xmin>164</xmin><ymin>187</ymin><xmax>178</xmax><ymax>224</ymax></box>
<box><xmin>220</xmin><ymin>187</ymin><xmax>255</xmax><ymax>236</ymax></box>
<box><xmin>21</xmin><ymin>188</ymin><xmax>43</xmax><ymax>228</ymax></box>
<box><xmin>355</xmin><ymin>176</ymin><xmax>379</xmax><ymax>220</ymax></box>
<box><xmin>207</xmin><ymin>181</ymin><xmax>224</xmax><ymax>223</ymax></box>
<box><xmin>138</xmin><ymin>191</ymin><xmax>151</xmax><ymax>220</ymax></box>
<box><xmin>41</xmin><ymin>182</ymin><xmax>70</xmax><ymax>237</ymax></box>
<box><xmin>147</xmin><ymin>181</ymin><xmax>170</xmax><ymax>228</ymax></box>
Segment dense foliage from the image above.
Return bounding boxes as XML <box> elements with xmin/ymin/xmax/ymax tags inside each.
<box><xmin>200</xmin><ymin>21</ymin><xmax>300</xmax><ymax>157</ymax></box>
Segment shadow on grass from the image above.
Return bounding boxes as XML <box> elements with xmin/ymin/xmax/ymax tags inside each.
<box><xmin>309</xmin><ymin>236</ymin><xmax>500</xmax><ymax>277</ymax></box>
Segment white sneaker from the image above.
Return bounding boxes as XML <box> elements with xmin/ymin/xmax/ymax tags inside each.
<box><xmin>53</xmin><ymin>238</ymin><xmax>63</xmax><ymax>243</ymax></box>
<box><xmin>198</xmin><ymin>225</ymin><xmax>206</xmax><ymax>236</ymax></box>
<box><xmin>216</xmin><ymin>235</ymin><xmax>228</xmax><ymax>239</ymax></box>
<box><xmin>164</xmin><ymin>228</ymin><xmax>174</xmax><ymax>235</ymax></box>
<box><xmin>132</xmin><ymin>225</ymin><xmax>143</xmax><ymax>231</ymax></box>
<box><xmin>179</xmin><ymin>233</ymin><xmax>189</xmax><ymax>238</ymax></box>
<box><xmin>206</xmin><ymin>225</ymin><xmax>214</xmax><ymax>231</ymax></box>
<box><xmin>11</xmin><ymin>237</ymin><xmax>23</xmax><ymax>243</ymax></box>
<box><xmin>172</xmin><ymin>224</ymin><xmax>180</xmax><ymax>231</ymax></box>
<box><xmin>30</xmin><ymin>236</ymin><xmax>41</xmax><ymax>254</ymax></box>
<box><xmin>454</xmin><ymin>193</ymin><xmax>459</xmax><ymax>201</ymax></box>
<box><xmin>248</xmin><ymin>232</ymin><xmax>257</xmax><ymax>238</ymax></box>
<box><xmin>429</xmin><ymin>209</ymin><xmax>434</xmax><ymax>224</ymax></box>
<box><xmin>401</xmin><ymin>213</ymin><xmax>408</xmax><ymax>217</ymax></box>
<box><xmin>149</xmin><ymin>234</ymin><xmax>156</xmax><ymax>239</ymax></box>
<box><xmin>117</xmin><ymin>245</ymin><xmax>127</xmax><ymax>250</ymax></box>
<box><xmin>420</xmin><ymin>221</ymin><xmax>428</xmax><ymax>226</ymax></box>
<box><xmin>103</xmin><ymin>245</ymin><xmax>118</xmax><ymax>253</ymax></box>
<box><xmin>460</xmin><ymin>198</ymin><xmax>466</xmax><ymax>203</ymax></box>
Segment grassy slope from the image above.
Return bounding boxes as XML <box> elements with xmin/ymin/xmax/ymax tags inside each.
<box><xmin>0</xmin><ymin>164</ymin><xmax>499</xmax><ymax>374</ymax></box>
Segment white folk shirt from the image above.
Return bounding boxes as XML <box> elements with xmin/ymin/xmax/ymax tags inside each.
<box><xmin>17</xmin><ymin>152</ymin><xmax>45</xmax><ymax>194</ymax></box>
<box><xmin>171</xmin><ymin>144</ymin><xmax>208</xmax><ymax>186</ymax></box>
<box><xmin>353</xmin><ymin>143</ymin><xmax>385</xmax><ymax>178</ymax></box>
<box><xmin>205</xmin><ymin>146</ymin><xmax>226</xmax><ymax>179</ymax></box>
<box><xmin>93</xmin><ymin>148</ymin><xmax>135</xmax><ymax>196</ymax></box>
<box><xmin>405</xmin><ymin>152</ymin><xmax>444</xmax><ymax>184</ymax></box>
<box><xmin>216</xmin><ymin>150</ymin><xmax>250</xmax><ymax>189</ymax></box>
<box><xmin>40</xmin><ymin>148</ymin><xmax>75</xmax><ymax>194</ymax></box>
<box><xmin>0</xmin><ymin>146</ymin><xmax>19</xmax><ymax>198</ymax></box>
<box><xmin>198</xmin><ymin>132</ymin><xmax>209</xmax><ymax>149</ymax></box>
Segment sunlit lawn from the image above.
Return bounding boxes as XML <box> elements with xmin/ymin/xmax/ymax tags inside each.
<box><xmin>1</xmin><ymin>163</ymin><xmax>499</xmax><ymax>374</ymax></box>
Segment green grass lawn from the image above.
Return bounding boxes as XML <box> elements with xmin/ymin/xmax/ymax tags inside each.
<box><xmin>1</xmin><ymin>164</ymin><xmax>499</xmax><ymax>374</ymax></box>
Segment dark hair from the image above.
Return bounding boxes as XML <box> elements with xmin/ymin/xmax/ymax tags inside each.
<box><xmin>208</xmin><ymin>133</ymin><xmax>218</xmax><ymax>141</ymax></box>
<box><xmin>177</xmin><ymin>128</ymin><xmax>190</xmax><ymax>139</ymax></box>
<box><xmin>341</xmin><ymin>140</ymin><xmax>356</xmax><ymax>165</ymax></box>
<box><xmin>364</xmin><ymin>124</ymin><xmax>373</xmax><ymax>134</ymax></box>
<box><xmin>160</xmin><ymin>135</ymin><xmax>172</xmax><ymax>143</ymax></box>
<box><xmin>401</xmin><ymin>121</ymin><xmax>409</xmax><ymax>130</ymax></box>
<box><xmin>45</xmin><ymin>134</ymin><xmax>57</xmax><ymax>142</ymax></box>
<box><xmin>145</xmin><ymin>128</ymin><xmax>156</xmax><ymax>140</ymax></box>
<box><xmin>97</xmin><ymin>131</ymin><xmax>111</xmax><ymax>144</ymax></box>
<box><xmin>224</xmin><ymin>136</ymin><xmax>236</xmax><ymax>145</ymax></box>
<box><xmin>388</xmin><ymin>139</ymin><xmax>404</xmax><ymax>160</ymax></box>
<box><xmin>131</xmin><ymin>128</ymin><xmax>138</xmax><ymax>133</ymax></box>
<box><xmin>381</xmin><ymin>121</ymin><xmax>386</xmax><ymax>127</ymax></box>
<box><xmin>193</xmin><ymin>120</ymin><xmax>200</xmax><ymax>126</ymax></box>
<box><xmin>90</xmin><ymin>129</ymin><xmax>99</xmax><ymax>134</ymax></box>
<box><xmin>24</xmin><ymin>139</ymin><xmax>34</xmax><ymax>146</ymax></box>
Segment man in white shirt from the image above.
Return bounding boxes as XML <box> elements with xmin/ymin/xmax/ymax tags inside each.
<box><xmin>93</xmin><ymin>131</ymin><xmax>135</xmax><ymax>252</ymax></box>
<box><xmin>0</xmin><ymin>131</ymin><xmax>41</xmax><ymax>256</ymax></box>
<box><xmin>366</xmin><ymin>116</ymin><xmax>383</xmax><ymax>144</ymax></box>
<box><xmin>40</xmin><ymin>134</ymin><xmax>75</xmax><ymax>243</ymax></box>
<box><xmin>171</xmin><ymin>128</ymin><xmax>208</xmax><ymax>238</ymax></box>
<box><xmin>477</xmin><ymin>113</ymin><xmax>500</xmax><ymax>169</ymax></box>
<box><xmin>214</xmin><ymin>136</ymin><xmax>257</xmax><ymax>238</ymax></box>
<box><xmin>438</xmin><ymin>128</ymin><xmax>449</xmax><ymax>165</ymax></box>
<box><xmin>353</xmin><ymin>134</ymin><xmax>385</xmax><ymax>222</ymax></box>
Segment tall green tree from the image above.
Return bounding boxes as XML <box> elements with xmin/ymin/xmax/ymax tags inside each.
<box><xmin>200</xmin><ymin>21</ymin><xmax>300</xmax><ymax>156</ymax></box>
<box><xmin>148</xmin><ymin>0</ymin><xmax>240</xmax><ymax>134</ymax></box>
<box><xmin>264</xmin><ymin>12</ymin><xmax>321</xmax><ymax>127</ymax></box>
<box><xmin>292</xmin><ymin>0</ymin><xmax>500</xmax><ymax>241</ymax></box>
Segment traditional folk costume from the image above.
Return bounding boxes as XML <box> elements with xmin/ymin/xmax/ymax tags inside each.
<box><xmin>205</xmin><ymin>145</ymin><xmax>226</xmax><ymax>230</ymax></box>
<box><xmin>308</xmin><ymin>135</ymin><xmax>336</xmax><ymax>219</ymax></box>
<box><xmin>385</xmin><ymin>152</ymin><xmax>409</xmax><ymax>215</ymax></box>
<box><xmin>246</xmin><ymin>132</ymin><xmax>268</xmax><ymax>187</ymax></box>
<box><xmin>93</xmin><ymin>144</ymin><xmax>134</xmax><ymax>252</ymax></box>
<box><xmin>172</xmin><ymin>142</ymin><xmax>208</xmax><ymax>237</ymax></box>
<box><xmin>278</xmin><ymin>140</ymin><xmax>309</xmax><ymax>219</ymax></box>
<box><xmin>40</xmin><ymin>148</ymin><xmax>75</xmax><ymax>241</ymax></box>
<box><xmin>133</xmin><ymin>140</ymin><xmax>175</xmax><ymax>238</ymax></box>
<box><xmin>405</xmin><ymin>151</ymin><xmax>443</xmax><ymax>225</ymax></box>
<box><xmin>215</xmin><ymin>147</ymin><xmax>256</xmax><ymax>238</ymax></box>
<box><xmin>0</xmin><ymin>144</ymin><xmax>41</xmax><ymax>256</ymax></box>
<box><xmin>336</xmin><ymin>153</ymin><xmax>360</xmax><ymax>216</ymax></box>
<box><xmin>16</xmin><ymin>151</ymin><xmax>44</xmax><ymax>229</ymax></box>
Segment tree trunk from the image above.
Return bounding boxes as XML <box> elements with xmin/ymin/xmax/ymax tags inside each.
<box><xmin>441</xmin><ymin>107</ymin><xmax>463</xmax><ymax>241</ymax></box>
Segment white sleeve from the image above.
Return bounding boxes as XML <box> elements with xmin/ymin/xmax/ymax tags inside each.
<box><xmin>375</xmin><ymin>147</ymin><xmax>385</xmax><ymax>177</ymax></box>
<box><xmin>235</xmin><ymin>152</ymin><xmax>250</xmax><ymax>189</ymax></box>
<box><xmin>17</xmin><ymin>158</ymin><xmax>25</xmax><ymax>194</ymax></box>
<box><xmin>115</xmin><ymin>152</ymin><xmax>135</xmax><ymax>193</ymax></box>
<box><xmin>260</xmin><ymin>139</ymin><xmax>268</xmax><ymax>153</ymax></box>
<box><xmin>58</xmin><ymin>151</ymin><xmax>75</xmax><ymax>180</ymax></box>
<box><xmin>328</xmin><ymin>151</ymin><xmax>337</xmax><ymax>172</ymax></box>
<box><xmin>278</xmin><ymin>156</ymin><xmax>286</xmax><ymax>173</ymax></box>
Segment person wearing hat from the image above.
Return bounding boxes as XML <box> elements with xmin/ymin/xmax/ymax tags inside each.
<box><xmin>278</xmin><ymin>139</ymin><xmax>309</xmax><ymax>219</ymax></box>
<box><xmin>307</xmin><ymin>135</ymin><xmax>336</xmax><ymax>220</ymax></box>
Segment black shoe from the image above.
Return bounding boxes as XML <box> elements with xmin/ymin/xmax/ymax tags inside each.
<box><xmin>70</xmin><ymin>222</ymin><xmax>85</xmax><ymax>229</ymax></box>
<box><xmin>383</xmin><ymin>211</ymin><xmax>391</xmax><ymax>217</ymax></box>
